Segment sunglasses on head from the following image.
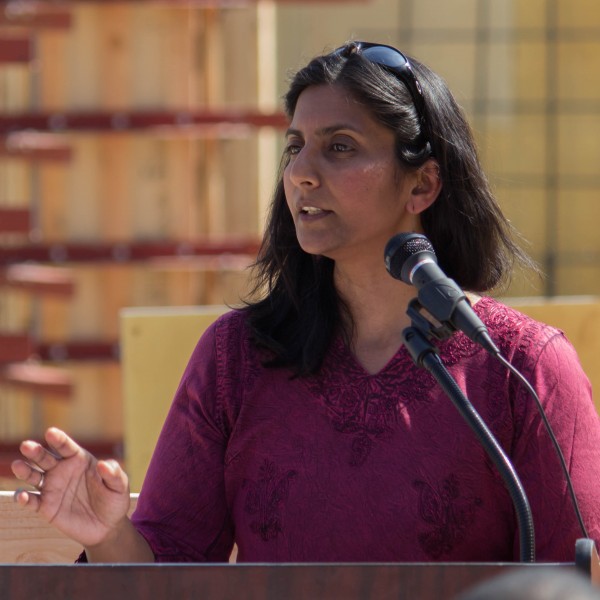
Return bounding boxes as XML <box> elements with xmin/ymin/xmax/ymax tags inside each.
<box><xmin>332</xmin><ymin>41</ymin><xmax>427</xmax><ymax>128</ymax></box>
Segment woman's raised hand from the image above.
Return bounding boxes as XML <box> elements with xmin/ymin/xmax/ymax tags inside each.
<box><xmin>11</xmin><ymin>427</ymin><xmax>132</xmax><ymax>550</ymax></box>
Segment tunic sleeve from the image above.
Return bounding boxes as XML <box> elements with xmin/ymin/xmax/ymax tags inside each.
<box><xmin>509</xmin><ymin>329</ymin><xmax>600</xmax><ymax>561</ymax></box>
<box><xmin>131</xmin><ymin>316</ymin><xmax>235</xmax><ymax>562</ymax></box>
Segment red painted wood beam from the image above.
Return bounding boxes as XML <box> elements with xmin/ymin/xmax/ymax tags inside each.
<box><xmin>0</xmin><ymin>264</ymin><xmax>75</xmax><ymax>296</ymax></box>
<box><xmin>0</xmin><ymin>362</ymin><xmax>72</xmax><ymax>396</ymax></box>
<box><xmin>0</xmin><ymin>333</ymin><xmax>32</xmax><ymax>364</ymax></box>
<box><xmin>0</xmin><ymin>134</ymin><xmax>72</xmax><ymax>161</ymax></box>
<box><xmin>0</xmin><ymin>333</ymin><xmax>118</xmax><ymax>363</ymax></box>
<box><xmin>0</xmin><ymin>109</ymin><xmax>288</xmax><ymax>134</ymax></box>
<box><xmin>0</xmin><ymin>5</ymin><xmax>72</xmax><ymax>29</ymax></box>
<box><xmin>0</xmin><ymin>238</ymin><xmax>260</xmax><ymax>265</ymax></box>
<box><xmin>0</xmin><ymin>35</ymin><xmax>31</xmax><ymax>64</ymax></box>
<box><xmin>0</xmin><ymin>207</ymin><xmax>30</xmax><ymax>233</ymax></box>
<box><xmin>36</xmin><ymin>340</ymin><xmax>119</xmax><ymax>362</ymax></box>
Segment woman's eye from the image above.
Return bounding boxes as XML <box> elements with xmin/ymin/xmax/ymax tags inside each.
<box><xmin>285</xmin><ymin>141</ymin><xmax>302</xmax><ymax>155</ymax></box>
<box><xmin>331</xmin><ymin>142</ymin><xmax>351</xmax><ymax>152</ymax></box>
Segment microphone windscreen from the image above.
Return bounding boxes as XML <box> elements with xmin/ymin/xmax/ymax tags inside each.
<box><xmin>384</xmin><ymin>232</ymin><xmax>435</xmax><ymax>283</ymax></box>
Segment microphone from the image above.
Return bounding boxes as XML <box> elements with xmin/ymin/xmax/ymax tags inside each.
<box><xmin>384</xmin><ymin>232</ymin><xmax>499</xmax><ymax>354</ymax></box>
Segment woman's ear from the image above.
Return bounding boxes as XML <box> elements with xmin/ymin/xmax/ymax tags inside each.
<box><xmin>407</xmin><ymin>159</ymin><xmax>442</xmax><ymax>214</ymax></box>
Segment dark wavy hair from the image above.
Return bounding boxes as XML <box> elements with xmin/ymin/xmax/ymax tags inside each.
<box><xmin>243</xmin><ymin>41</ymin><xmax>536</xmax><ymax>376</ymax></box>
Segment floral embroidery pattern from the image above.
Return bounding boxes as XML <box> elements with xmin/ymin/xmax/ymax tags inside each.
<box><xmin>243</xmin><ymin>460</ymin><xmax>297</xmax><ymax>541</ymax></box>
<box><xmin>305</xmin><ymin>337</ymin><xmax>436</xmax><ymax>466</ymax></box>
<box><xmin>413</xmin><ymin>474</ymin><xmax>482</xmax><ymax>559</ymax></box>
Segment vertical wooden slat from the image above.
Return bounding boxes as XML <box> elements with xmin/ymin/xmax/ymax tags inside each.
<box><xmin>36</xmin><ymin>29</ymin><xmax>69</xmax><ymax>110</ymax></box>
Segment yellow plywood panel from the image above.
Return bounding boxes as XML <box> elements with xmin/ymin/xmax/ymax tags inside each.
<box><xmin>558</xmin><ymin>115</ymin><xmax>600</xmax><ymax>175</ymax></box>
<box><xmin>493</xmin><ymin>187</ymin><xmax>547</xmax><ymax>262</ymax></box>
<box><xmin>508</xmin><ymin>298</ymin><xmax>600</xmax><ymax>410</ymax></box>
<box><xmin>486</xmin><ymin>115</ymin><xmax>547</xmax><ymax>177</ymax></box>
<box><xmin>558</xmin><ymin>41</ymin><xmax>600</xmax><ymax>101</ymax></box>
<box><xmin>557</xmin><ymin>0</ymin><xmax>600</xmax><ymax>28</ymax></box>
<box><xmin>120</xmin><ymin>305</ymin><xmax>228</xmax><ymax>490</ymax></box>
<box><xmin>555</xmin><ymin>267</ymin><xmax>600</xmax><ymax>298</ymax></box>
<box><xmin>556</xmin><ymin>191</ymin><xmax>600</xmax><ymax>255</ymax></box>
<box><xmin>411</xmin><ymin>0</ymin><xmax>479</xmax><ymax>29</ymax></box>
<box><xmin>514</xmin><ymin>0</ymin><xmax>546</xmax><ymax>29</ymax></box>
<box><xmin>514</xmin><ymin>40</ymin><xmax>547</xmax><ymax>102</ymax></box>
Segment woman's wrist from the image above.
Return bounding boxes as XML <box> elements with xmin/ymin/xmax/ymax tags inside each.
<box><xmin>84</xmin><ymin>517</ymin><xmax>154</xmax><ymax>563</ymax></box>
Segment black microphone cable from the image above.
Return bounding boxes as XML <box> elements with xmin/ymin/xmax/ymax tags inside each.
<box><xmin>384</xmin><ymin>231</ymin><xmax>589</xmax><ymax>540</ymax></box>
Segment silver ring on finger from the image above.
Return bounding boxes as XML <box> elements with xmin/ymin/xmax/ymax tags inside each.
<box><xmin>36</xmin><ymin>471</ymin><xmax>45</xmax><ymax>490</ymax></box>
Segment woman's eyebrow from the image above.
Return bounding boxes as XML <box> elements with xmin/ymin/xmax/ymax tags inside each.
<box><xmin>285</xmin><ymin>124</ymin><xmax>360</xmax><ymax>138</ymax></box>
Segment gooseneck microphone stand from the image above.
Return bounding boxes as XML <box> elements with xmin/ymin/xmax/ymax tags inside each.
<box><xmin>403</xmin><ymin>300</ymin><xmax>536</xmax><ymax>563</ymax></box>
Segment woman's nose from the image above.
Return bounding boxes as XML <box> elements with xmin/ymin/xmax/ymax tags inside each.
<box><xmin>287</xmin><ymin>146</ymin><xmax>320</xmax><ymax>188</ymax></box>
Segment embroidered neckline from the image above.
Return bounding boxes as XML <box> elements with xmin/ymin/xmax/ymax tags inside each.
<box><xmin>331</xmin><ymin>295</ymin><xmax>497</xmax><ymax>379</ymax></box>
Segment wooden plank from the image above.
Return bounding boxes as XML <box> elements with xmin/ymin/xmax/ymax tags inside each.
<box><xmin>0</xmin><ymin>491</ymin><xmax>138</xmax><ymax>563</ymax></box>
<box><xmin>0</xmin><ymin>363</ymin><xmax>72</xmax><ymax>396</ymax></box>
<box><xmin>0</xmin><ymin>134</ymin><xmax>72</xmax><ymax>161</ymax></box>
<box><xmin>98</xmin><ymin>4</ymin><xmax>131</xmax><ymax>110</ymax></box>
<box><xmin>36</xmin><ymin>29</ymin><xmax>70</xmax><ymax>110</ymax></box>
<box><xmin>0</xmin><ymin>265</ymin><xmax>74</xmax><ymax>295</ymax></box>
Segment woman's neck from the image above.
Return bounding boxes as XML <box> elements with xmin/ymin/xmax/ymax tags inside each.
<box><xmin>334</xmin><ymin>261</ymin><xmax>417</xmax><ymax>374</ymax></box>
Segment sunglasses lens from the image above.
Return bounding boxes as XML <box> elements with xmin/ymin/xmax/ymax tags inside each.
<box><xmin>330</xmin><ymin>42</ymin><xmax>427</xmax><ymax>139</ymax></box>
<box><xmin>359</xmin><ymin>45</ymin><xmax>424</xmax><ymax>113</ymax></box>
<box><xmin>360</xmin><ymin>46</ymin><xmax>409</xmax><ymax>70</ymax></box>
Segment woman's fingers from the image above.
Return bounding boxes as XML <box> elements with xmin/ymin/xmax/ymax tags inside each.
<box><xmin>44</xmin><ymin>427</ymin><xmax>81</xmax><ymax>461</ymax></box>
<box><xmin>16</xmin><ymin>427</ymin><xmax>75</xmax><ymax>473</ymax></box>
<box><xmin>12</xmin><ymin>427</ymin><xmax>88</xmax><ymax>491</ymax></box>
<box><xmin>17</xmin><ymin>440</ymin><xmax>57</xmax><ymax>471</ymax></box>
<box><xmin>97</xmin><ymin>460</ymin><xmax>129</xmax><ymax>494</ymax></box>
<box><xmin>13</xmin><ymin>488</ymin><xmax>42</xmax><ymax>512</ymax></box>
<box><xmin>11</xmin><ymin>458</ymin><xmax>44</xmax><ymax>489</ymax></box>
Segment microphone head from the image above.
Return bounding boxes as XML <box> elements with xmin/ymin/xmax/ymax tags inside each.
<box><xmin>384</xmin><ymin>232</ymin><xmax>437</xmax><ymax>284</ymax></box>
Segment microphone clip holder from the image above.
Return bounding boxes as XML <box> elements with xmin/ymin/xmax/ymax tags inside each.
<box><xmin>406</xmin><ymin>297</ymin><xmax>456</xmax><ymax>343</ymax></box>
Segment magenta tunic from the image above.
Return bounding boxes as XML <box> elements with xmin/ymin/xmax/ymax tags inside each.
<box><xmin>131</xmin><ymin>297</ymin><xmax>600</xmax><ymax>562</ymax></box>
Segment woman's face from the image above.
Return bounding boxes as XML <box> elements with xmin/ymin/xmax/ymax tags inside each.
<box><xmin>283</xmin><ymin>84</ymin><xmax>421</xmax><ymax>266</ymax></box>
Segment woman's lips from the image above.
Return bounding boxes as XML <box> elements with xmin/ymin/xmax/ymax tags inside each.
<box><xmin>299</xmin><ymin>206</ymin><xmax>332</xmax><ymax>220</ymax></box>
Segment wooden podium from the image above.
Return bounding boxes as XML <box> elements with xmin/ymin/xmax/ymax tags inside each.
<box><xmin>1</xmin><ymin>540</ymin><xmax>598</xmax><ymax>600</ymax></box>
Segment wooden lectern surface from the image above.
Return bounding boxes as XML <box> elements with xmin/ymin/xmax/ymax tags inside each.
<box><xmin>0</xmin><ymin>562</ymin><xmax>586</xmax><ymax>600</ymax></box>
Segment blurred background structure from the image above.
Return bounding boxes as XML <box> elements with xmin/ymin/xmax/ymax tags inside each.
<box><xmin>1</xmin><ymin>0</ymin><xmax>599</xmax><ymax>487</ymax></box>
